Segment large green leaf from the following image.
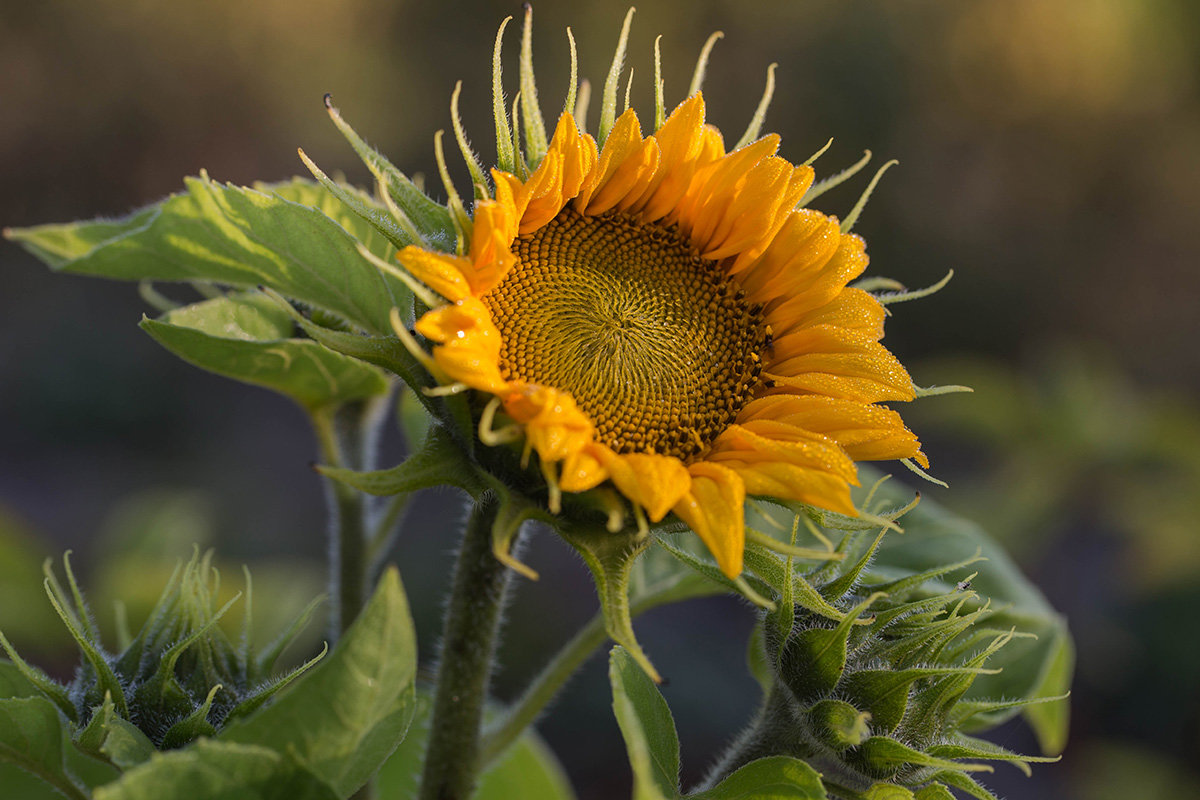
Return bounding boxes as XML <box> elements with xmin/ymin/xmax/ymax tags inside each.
<box><xmin>856</xmin><ymin>469</ymin><xmax>1073</xmax><ymax>755</ymax></box>
<box><xmin>378</xmin><ymin>692</ymin><xmax>576</xmax><ymax>800</ymax></box>
<box><xmin>609</xmin><ymin>646</ymin><xmax>681</xmax><ymax>800</ymax></box>
<box><xmin>142</xmin><ymin>292</ymin><xmax>389</xmax><ymax>411</ymax></box>
<box><xmin>93</xmin><ymin>739</ymin><xmax>338</xmax><ymax>800</ymax></box>
<box><xmin>690</xmin><ymin>756</ymin><xmax>828</xmax><ymax>799</ymax></box>
<box><xmin>0</xmin><ymin>697</ymin><xmax>88</xmax><ymax>800</ymax></box>
<box><xmin>7</xmin><ymin>175</ymin><xmax>410</xmax><ymax>334</ymax></box>
<box><xmin>0</xmin><ymin>662</ymin><xmax>38</xmax><ymax>700</ymax></box>
<box><xmin>219</xmin><ymin>567</ymin><xmax>416</xmax><ymax>798</ymax></box>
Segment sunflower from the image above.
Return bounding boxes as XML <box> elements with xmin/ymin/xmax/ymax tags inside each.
<box><xmin>394</xmin><ymin>12</ymin><xmax>927</xmax><ymax>580</ymax></box>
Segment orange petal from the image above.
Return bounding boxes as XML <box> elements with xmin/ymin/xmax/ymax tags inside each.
<box><xmin>707</xmin><ymin>422</ymin><xmax>858</xmax><ymax>484</ymax></box>
<box><xmin>737</xmin><ymin>395</ymin><xmax>923</xmax><ymax>464</ymax></box>
<box><xmin>589</xmin><ymin>448</ymin><xmax>691</xmax><ymax>522</ymax></box>
<box><xmin>560</xmin><ymin>447</ymin><xmax>609</xmax><ymax>492</ymax></box>
<box><xmin>766</xmin><ymin>325</ymin><xmax>916</xmax><ymax>403</ymax></box>
<box><xmin>468</xmin><ymin>202</ymin><xmax>519</xmax><ymax>294</ymax></box>
<box><xmin>738</xmin><ymin>210</ymin><xmax>842</xmax><ymax>302</ymax></box>
<box><xmin>719</xmin><ymin>458</ymin><xmax>858</xmax><ymax>516</ymax></box>
<box><xmin>395</xmin><ymin>247</ymin><xmax>473</xmax><ymax>302</ymax></box>
<box><xmin>502</xmin><ymin>383</ymin><xmax>595</xmax><ymax>463</ymax></box>
<box><xmin>415</xmin><ymin>298</ymin><xmax>507</xmax><ymax>391</ymax></box>
<box><xmin>672</xmin><ymin>462</ymin><xmax>746</xmax><ymax>578</ymax></box>
<box><xmin>764</xmin><ymin>232</ymin><xmax>870</xmax><ymax>330</ymax></box>
<box><xmin>575</xmin><ymin>109</ymin><xmax>644</xmax><ymax>213</ymax></box>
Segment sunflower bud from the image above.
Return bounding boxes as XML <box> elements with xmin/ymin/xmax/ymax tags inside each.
<box><xmin>0</xmin><ymin>551</ymin><xmax>324</xmax><ymax>756</ymax></box>
<box><xmin>724</xmin><ymin>541</ymin><xmax>1057</xmax><ymax>799</ymax></box>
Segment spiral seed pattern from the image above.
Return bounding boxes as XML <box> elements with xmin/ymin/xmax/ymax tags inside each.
<box><xmin>482</xmin><ymin>208</ymin><xmax>767</xmax><ymax>461</ymax></box>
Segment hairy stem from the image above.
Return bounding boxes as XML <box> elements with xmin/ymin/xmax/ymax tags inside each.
<box><xmin>311</xmin><ymin>404</ymin><xmax>369</xmax><ymax>639</ymax></box>
<box><xmin>419</xmin><ymin>496</ymin><xmax>513</xmax><ymax>800</ymax></box>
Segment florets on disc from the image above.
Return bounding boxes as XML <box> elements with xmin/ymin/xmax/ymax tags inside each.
<box><xmin>485</xmin><ymin>207</ymin><xmax>768</xmax><ymax>461</ymax></box>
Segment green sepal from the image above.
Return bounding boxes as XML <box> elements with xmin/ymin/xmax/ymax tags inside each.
<box><xmin>322</xmin><ymin>97</ymin><xmax>456</xmax><ymax>251</ymax></box>
<box><xmin>0</xmin><ymin>640</ymin><xmax>74</xmax><ymax>719</ymax></box>
<box><xmin>142</xmin><ymin>292</ymin><xmax>391</xmax><ymax>412</ymax></box>
<box><xmin>819</xmin><ymin>530</ymin><xmax>886</xmax><ymax>602</ymax></box>
<box><xmin>861</xmin><ymin>785</ymin><xmax>915</xmax><ymax>800</ymax></box>
<box><xmin>840</xmin><ymin>667</ymin><xmax>988</xmax><ymax>734</ymax></box>
<box><xmin>923</xmin><ymin>771</ymin><xmax>998</xmax><ymax>800</ymax></box>
<box><xmin>42</xmin><ymin>569</ymin><xmax>129</xmax><ymax>719</ymax></box>
<box><xmin>562</xmin><ymin>527</ymin><xmax>659</xmax><ymax>683</ymax></box>
<box><xmin>227</xmin><ymin>642</ymin><xmax>328</xmax><ymax>725</ymax></box>
<box><xmin>318</xmin><ymin>425</ymin><xmax>485</xmax><ymax>498</ymax></box>
<box><xmin>807</xmin><ymin>699</ymin><xmax>871</xmax><ymax>750</ymax></box>
<box><xmin>63</xmin><ymin>692</ymin><xmax>152</xmax><ymax>777</ymax></box>
<box><xmin>219</xmin><ymin>568</ymin><xmax>417</xmax><ymax>799</ymax></box>
<box><xmin>912</xmin><ymin>784</ymin><xmax>957</xmax><ymax>800</ymax></box>
<box><xmin>298</xmin><ymin>148</ymin><xmax>415</xmax><ymax>249</ymax></box>
<box><xmin>690</xmin><ymin>755</ymin><xmax>828</xmax><ymax>799</ymax></box>
<box><xmin>746</xmin><ymin>625</ymin><xmax>773</xmax><ymax>695</ymax></box>
<box><xmin>851</xmin><ymin>736</ymin><xmax>989</xmax><ymax>780</ymax></box>
<box><xmin>159</xmin><ymin>685</ymin><xmax>222</xmax><ymax>750</ymax></box>
<box><xmin>926</xmin><ymin>733</ymin><xmax>1059</xmax><ymax>777</ymax></box>
<box><xmin>252</xmin><ymin>594</ymin><xmax>327</xmax><ymax>679</ymax></box>
<box><xmin>776</xmin><ymin>593</ymin><xmax>881</xmax><ymax>703</ymax></box>
<box><xmin>489</xmin><ymin>481</ymin><xmax>556</xmax><ymax>580</ymax></box>
<box><xmin>742</xmin><ymin>543</ymin><xmax>845</xmax><ymax>622</ymax></box>
<box><xmin>656</xmin><ymin>537</ymin><xmax>775</xmax><ymax>610</ymax></box>
<box><xmin>92</xmin><ymin>739</ymin><xmax>340</xmax><ymax>800</ymax></box>
<box><xmin>7</xmin><ymin>174</ymin><xmax>409</xmax><ymax>335</ymax></box>
<box><xmin>73</xmin><ymin>692</ymin><xmax>116</xmax><ymax>758</ymax></box>
<box><xmin>609</xmin><ymin>646</ymin><xmax>679</xmax><ymax>800</ymax></box>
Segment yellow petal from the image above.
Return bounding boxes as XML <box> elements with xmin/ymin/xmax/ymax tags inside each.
<box><xmin>672</xmin><ymin>462</ymin><xmax>746</xmax><ymax>578</ymax></box>
<box><xmin>502</xmin><ymin>383</ymin><xmax>595</xmax><ymax>463</ymax></box>
<box><xmin>415</xmin><ymin>298</ymin><xmax>507</xmax><ymax>391</ymax></box>
<box><xmin>589</xmin><ymin>448</ymin><xmax>691</xmax><ymax>522</ymax></box>
<box><xmin>395</xmin><ymin>247</ymin><xmax>473</xmax><ymax>302</ymax></box>
<box><xmin>708</xmin><ymin>422</ymin><xmax>858</xmax><ymax>484</ymax></box>
<box><xmin>721</xmin><ymin>459</ymin><xmax>858</xmax><ymax>516</ymax></box>
<box><xmin>737</xmin><ymin>395</ymin><xmax>923</xmax><ymax>464</ymax></box>
<box><xmin>575</xmin><ymin>108</ymin><xmax>644</xmax><ymax>213</ymax></box>
<box><xmin>766</xmin><ymin>325</ymin><xmax>916</xmax><ymax>403</ymax></box>
<box><xmin>764</xmin><ymin>232</ymin><xmax>870</xmax><ymax>330</ymax></box>
<box><xmin>738</xmin><ymin>210</ymin><xmax>841</xmax><ymax>302</ymax></box>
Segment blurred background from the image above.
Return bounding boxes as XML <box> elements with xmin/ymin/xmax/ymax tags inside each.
<box><xmin>2</xmin><ymin>0</ymin><xmax>1198</xmax><ymax>797</ymax></box>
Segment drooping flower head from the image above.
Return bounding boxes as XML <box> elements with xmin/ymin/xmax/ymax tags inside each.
<box><xmin>394</xmin><ymin>9</ymin><xmax>928</xmax><ymax>579</ymax></box>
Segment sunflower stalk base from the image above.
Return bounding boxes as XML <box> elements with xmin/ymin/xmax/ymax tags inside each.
<box><xmin>419</xmin><ymin>495</ymin><xmax>516</xmax><ymax>800</ymax></box>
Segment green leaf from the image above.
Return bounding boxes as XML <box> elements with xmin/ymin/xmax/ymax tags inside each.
<box><xmin>219</xmin><ymin>567</ymin><xmax>417</xmax><ymax>798</ymax></box>
<box><xmin>93</xmin><ymin>739</ymin><xmax>339</xmax><ymax>800</ymax></box>
<box><xmin>99</xmin><ymin>716</ymin><xmax>157</xmax><ymax>770</ymax></box>
<box><xmin>0</xmin><ymin>661</ymin><xmax>38</xmax><ymax>700</ymax></box>
<box><xmin>858</xmin><ymin>468</ymin><xmax>1073</xmax><ymax>755</ymax></box>
<box><xmin>0</xmin><ymin>763</ymin><xmax>68</xmax><ymax>800</ymax></box>
<box><xmin>690</xmin><ymin>756</ymin><xmax>827</xmax><ymax>799</ymax></box>
<box><xmin>142</xmin><ymin>292</ymin><xmax>389</xmax><ymax>411</ymax></box>
<box><xmin>0</xmin><ymin>697</ymin><xmax>88</xmax><ymax>800</ymax></box>
<box><xmin>378</xmin><ymin>692</ymin><xmax>576</xmax><ymax>800</ymax></box>
<box><xmin>562</xmin><ymin>527</ymin><xmax>660</xmax><ymax>683</ymax></box>
<box><xmin>8</xmin><ymin>174</ymin><xmax>410</xmax><ymax>335</ymax></box>
<box><xmin>609</xmin><ymin>646</ymin><xmax>680</xmax><ymax>800</ymax></box>
<box><xmin>318</xmin><ymin>425</ymin><xmax>484</xmax><ymax>497</ymax></box>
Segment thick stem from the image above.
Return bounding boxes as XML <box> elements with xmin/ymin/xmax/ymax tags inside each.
<box><xmin>419</xmin><ymin>496</ymin><xmax>513</xmax><ymax>800</ymax></box>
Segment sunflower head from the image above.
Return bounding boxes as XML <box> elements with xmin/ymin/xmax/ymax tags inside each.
<box><xmin>383</xmin><ymin>6</ymin><xmax>930</xmax><ymax>584</ymax></box>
